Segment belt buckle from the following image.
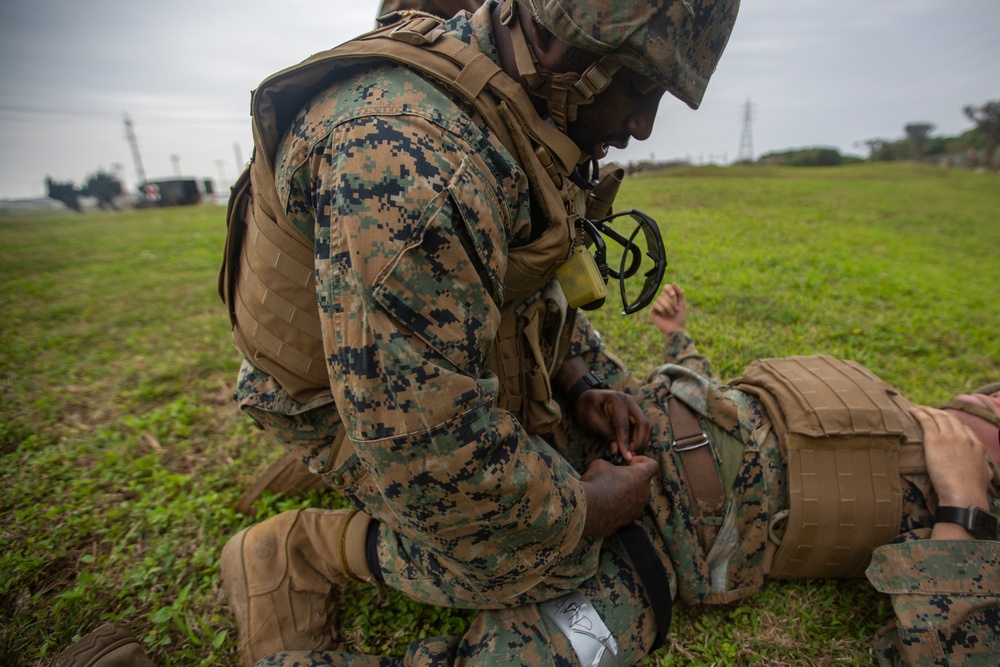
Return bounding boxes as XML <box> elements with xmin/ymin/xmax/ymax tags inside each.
<box><xmin>673</xmin><ymin>432</ymin><xmax>710</xmax><ymax>452</ymax></box>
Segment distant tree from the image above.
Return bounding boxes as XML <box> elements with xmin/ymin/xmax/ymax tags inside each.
<box><xmin>856</xmin><ymin>138</ymin><xmax>889</xmax><ymax>161</ymax></box>
<box><xmin>45</xmin><ymin>177</ymin><xmax>82</xmax><ymax>212</ymax></box>
<box><xmin>757</xmin><ymin>147</ymin><xmax>856</xmax><ymax>167</ymax></box>
<box><xmin>964</xmin><ymin>100</ymin><xmax>1000</xmax><ymax>170</ymax></box>
<box><xmin>81</xmin><ymin>170</ymin><xmax>123</xmax><ymax>209</ymax></box>
<box><xmin>904</xmin><ymin>122</ymin><xmax>935</xmax><ymax>162</ymax></box>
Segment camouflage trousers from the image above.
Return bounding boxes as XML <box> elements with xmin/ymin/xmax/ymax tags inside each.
<box><xmin>254</xmin><ymin>535</ymin><xmax>658</xmax><ymax>666</ymax></box>
<box><xmin>240</xmin><ymin>344</ymin><xmax>976</xmax><ymax>665</ymax></box>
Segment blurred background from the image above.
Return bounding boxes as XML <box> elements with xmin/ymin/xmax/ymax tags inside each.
<box><xmin>1</xmin><ymin>0</ymin><xmax>997</xmax><ymax>205</ymax></box>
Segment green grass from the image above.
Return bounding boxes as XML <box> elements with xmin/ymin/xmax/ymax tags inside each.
<box><xmin>1</xmin><ymin>163</ymin><xmax>997</xmax><ymax>666</ymax></box>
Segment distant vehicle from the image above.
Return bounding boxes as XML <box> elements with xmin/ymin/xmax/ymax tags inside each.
<box><xmin>137</xmin><ymin>177</ymin><xmax>214</xmax><ymax>207</ymax></box>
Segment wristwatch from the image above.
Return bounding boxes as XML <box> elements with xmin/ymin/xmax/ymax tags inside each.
<box><xmin>934</xmin><ymin>505</ymin><xmax>1000</xmax><ymax>540</ymax></box>
<box><xmin>566</xmin><ymin>370</ymin><xmax>609</xmax><ymax>405</ymax></box>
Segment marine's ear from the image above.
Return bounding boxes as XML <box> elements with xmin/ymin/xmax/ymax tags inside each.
<box><xmin>515</xmin><ymin>2</ymin><xmax>576</xmax><ymax>72</ymax></box>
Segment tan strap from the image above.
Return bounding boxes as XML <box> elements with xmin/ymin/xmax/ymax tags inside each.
<box><xmin>668</xmin><ymin>397</ymin><xmax>725</xmax><ymax>552</ymax></box>
<box><xmin>224</xmin><ymin>12</ymin><xmax>595</xmax><ymax>405</ymax></box>
<box><xmin>498</xmin><ymin>0</ymin><xmax>618</xmax><ymax>131</ymax></box>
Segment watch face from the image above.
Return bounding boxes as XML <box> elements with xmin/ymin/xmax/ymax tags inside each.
<box><xmin>970</xmin><ymin>508</ymin><xmax>1000</xmax><ymax>540</ymax></box>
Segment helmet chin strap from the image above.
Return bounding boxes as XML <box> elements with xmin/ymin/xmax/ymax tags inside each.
<box><xmin>500</xmin><ymin>0</ymin><xmax>620</xmax><ymax>135</ymax></box>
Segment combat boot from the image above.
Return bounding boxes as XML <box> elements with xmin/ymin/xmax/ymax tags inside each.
<box><xmin>55</xmin><ymin>624</ymin><xmax>155</xmax><ymax>667</ymax></box>
<box><xmin>220</xmin><ymin>508</ymin><xmax>376</xmax><ymax>667</ymax></box>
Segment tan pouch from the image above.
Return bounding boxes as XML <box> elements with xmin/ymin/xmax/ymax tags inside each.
<box><xmin>732</xmin><ymin>355</ymin><xmax>921</xmax><ymax>578</ymax></box>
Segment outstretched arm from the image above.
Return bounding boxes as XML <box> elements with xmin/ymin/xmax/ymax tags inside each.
<box><xmin>865</xmin><ymin>406</ymin><xmax>1000</xmax><ymax>665</ymax></box>
<box><xmin>911</xmin><ymin>406</ymin><xmax>993</xmax><ymax>539</ymax></box>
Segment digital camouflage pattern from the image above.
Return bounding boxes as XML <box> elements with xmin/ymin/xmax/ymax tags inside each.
<box><xmin>232</xmin><ymin>2</ymin><xmax>998</xmax><ymax>665</ymax></box>
<box><xmin>254</xmin><ymin>538</ymin><xmax>656</xmax><ymax>666</ymax></box>
<box><xmin>521</xmin><ymin>0</ymin><xmax>741</xmax><ymax>109</ymax></box>
<box><xmin>239</xmin><ymin>3</ymin><xmax>600</xmax><ymax>607</ymax></box>
<box><xmin>243</xmin><ymin>317</ymin><xmax>1000</xmax><ymax>666</ymax></box>
<box><xmin>868</xmin><ymin>533</ymin><xmax>1000</xmax><ymax>666</ymax></box>
<box><xmin>652</xmin><ymin>331</ymin><xmax>1000</xmax><ymax>665</ymax></box>
<box><xmin>636</xmin><ymin>329</ymin><xmax>788</xmax><ymax>605</ymax></box>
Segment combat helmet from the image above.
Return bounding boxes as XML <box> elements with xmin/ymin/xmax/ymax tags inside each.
<box><xmin>504</xmin><ymin>0</ymin><xmax>740</xmax><ymax>130</ymax></box>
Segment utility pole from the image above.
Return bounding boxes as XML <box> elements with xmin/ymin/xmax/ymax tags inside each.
<box><xmin>123</xmin><ymin>113</ymin><xmax>147</xmax><ymax>186</ymax></box>
<box><xmin>171</xmin><ymin>154</ymin><xmax>181</xmax><ymax>177</ymax></box>
<box><xmin>215</xmin><ymin>159</ymin><xmax>228</xmax><ymax>203</ymax></box>
<box><xmin>233</xmin><ymin>142</ymin><xmax>244</xmax><ymax>175</ymax></box>
<box><xmin>737</xmin><ymin>98</ymin><xmax>754</xmax><ymax>163</ymax></box>
<box><xmin>112</xmin><ymin>162</ymin><xmax>132</xmax><ymax>206</ymax></box>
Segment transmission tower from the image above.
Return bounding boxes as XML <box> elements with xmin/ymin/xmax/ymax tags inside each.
<box><xmin>123</xmin><ymin>113</ymin><xmax>147</xmax><ymax>185</ymax></box>
<box><xmin>737</xmin><ymin>98</ymin><xmax>754</xmax><ymax>163</ymax></box>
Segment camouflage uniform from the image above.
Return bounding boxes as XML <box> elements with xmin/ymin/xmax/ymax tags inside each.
<box><xmin>237</xmin><ymin>3</ymin><xmax>606</xmax><ymax>609</ymax></box>
<box><xmin>247</xmin><ymin>323</ymin><xmax>999</xmax><ymax>667</ymax></box>
<box><xmin>647</xmin><ymin>330</ymin><xmax>1000</xmax><ymax>666</ymax></box>
<box><xmin>231</xmin><ymin>3</ymin><xmax>679</xmax><ymax>663</ymax></box>
<box><xmin>254</xmin><ymin>537</ymin><xmax>656</xmax><ymax>666</ymax></box>
<box><xmin>231</xmin><ymin>1</ymin><xmax>997</xmax><ymax>664</ymax></box>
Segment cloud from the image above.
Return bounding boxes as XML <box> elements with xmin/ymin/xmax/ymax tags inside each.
<box><xmin>1</xmin><ymin>0</ymin><xmax>998</xmax><ymax>198</ymax></box>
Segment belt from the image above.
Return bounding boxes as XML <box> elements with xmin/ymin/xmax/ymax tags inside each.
<box><xmin>668</xmin><ymin>396</ymin><xmax>726</xmax><ymax>552</ymax></box>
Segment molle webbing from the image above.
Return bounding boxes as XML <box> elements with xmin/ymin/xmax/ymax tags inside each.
<box><xmin>219</xmin><ymin>11</ymin><xmax>588</xmax><ymax>404</ymax></box>
<box><xmin>731</xmin><ymin>355</ymin><xmax>920</xmax><ymax>579</ymax></box>
<box><xmin>487</xmin><ymin>281</ymin><xmax>575</xmax><ymax>435</ymax></box>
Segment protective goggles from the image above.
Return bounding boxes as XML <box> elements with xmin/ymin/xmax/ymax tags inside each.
<box><xmin>580</xmin><ymin>208</ymin><xmax>667</xmax><ymax>315</ymax></box>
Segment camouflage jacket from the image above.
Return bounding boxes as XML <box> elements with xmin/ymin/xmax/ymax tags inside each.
<box><xmin>236</xmin><ymin>3</ymin><xmax>599</xmax><ymax>604</ymax></box>
<box><xmin>632</xmin><ymin>330</ymin><xmax>788</xmax><ymax>606</ymax></box>
<box><xmin>655</xmin><ymin>331</ymin><xmax>1000</xmax><ymax>665</ymax></box>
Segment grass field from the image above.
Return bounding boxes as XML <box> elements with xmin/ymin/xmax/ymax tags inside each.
<box><xmin>1</xmin><ymin>163</ymin><xmax>997</xmax><ymax>666</ymax></box>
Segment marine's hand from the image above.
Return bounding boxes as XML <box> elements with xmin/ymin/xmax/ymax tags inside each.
<box><xmin>911</xmin><ymin>406</ymin><xmax>992</xmax><ymax>540</ymax></box>
<box><xmin>574</xmin><ymin>389</ymin><xmax>651</xmax><ymax>461</ymax></box>
<box><xmin>651</xmin><ymin>283</ymin><xmax>686</xmax><ymax>335</ymax></box>
<box><xmin>580</xmin><ymin>456</ymin><xmax>659</xmax><ymax>538</ymax></box>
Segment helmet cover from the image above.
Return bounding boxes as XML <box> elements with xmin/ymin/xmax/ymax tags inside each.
<box><xmin>519</xmin><ymin>0</ymin><xmax>741</xmax><ymax>109</ymax></box>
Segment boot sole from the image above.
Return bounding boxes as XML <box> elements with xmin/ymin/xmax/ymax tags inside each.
<box><xmin>55</xmin><ymin>624</ymin><xmax>138</xmax><ymax>667</ymax></box>
<box><xmin>219</xmin><ymin>528</ymin><xmax>255</xmax><ymax>667</ymax></box>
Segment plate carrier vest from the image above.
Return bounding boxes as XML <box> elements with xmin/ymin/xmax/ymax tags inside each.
<box><xmin>219</xmin><ymin>11</ymin><xmax>624</xmax><ymax>435</ymax></box>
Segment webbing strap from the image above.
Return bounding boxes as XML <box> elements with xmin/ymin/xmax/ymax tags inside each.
<box><xmin>244</xmin><ymin>218</ymin><xmax>313</xmax><ymax>288</ymax></box>
<box><xmin>251</xmin><ymin>14</ymin><xmax>582</xmax><ymax>214</ymax></box>
<box><xmin>617</xmin><ymin>522</ymin><xmax>672</xmax><ymax>650</ymax></box>
<box><xmin>232</xmin><ymin>291</ymin><xmax>326</xmax><ymax>381</ymax></box>
<box><xmin>942</xmin><ymin>396</ymin><xmax>1000</xmax><ymax>427</ymax></box>
<box><xmin>238</xmin><ymin>257</ymin><xmax>320</xmax><ymax>338</ymax></box>
<box><xmin>668</xmin><ymin>397</ymin><xmax>726</xmax><ymax>553</ymax></box>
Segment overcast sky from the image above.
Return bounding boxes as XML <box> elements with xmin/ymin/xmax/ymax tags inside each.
<box><xmin>1</xmin><ymin>0</ymin><xmax>997</xmax><ymax>199</ymax></box>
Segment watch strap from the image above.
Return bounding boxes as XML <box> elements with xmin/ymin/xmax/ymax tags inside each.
<box><xmin>935</xmin><ymin>505</ymin><xmax>1000</xmax><ymax>540</ymax></box>
<box><xmin>566</xmin><ymin>370</ymin><xmax>609</xmax><ymax>405</ymax></box>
